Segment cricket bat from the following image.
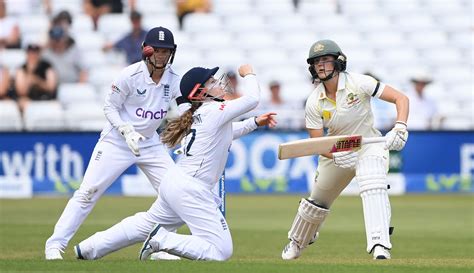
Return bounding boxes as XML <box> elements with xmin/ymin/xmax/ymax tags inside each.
<box><xmin>278</xmin><ymin>135</ymin><xmax>386</xmax><ymax>160</ymax></box>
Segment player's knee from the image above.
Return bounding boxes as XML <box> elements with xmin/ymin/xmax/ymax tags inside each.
<box><xmin>73</xmin><ymin>186</ymin><xmax>100</xmax><ymax>205</ymax></box>
<box><xmin>215</xmin><ymin>239</ymin><xmax>233</xmax><ymax>261</ymax></box>
<box><xmin>356</xmin><ymin>156</ymin><xmax>387</xmax><ymax>193</ymax></box>
<box><xmin>217</xmin><ymin>245</ymin><xmax>233</xmax><ymax>261</ymax></box>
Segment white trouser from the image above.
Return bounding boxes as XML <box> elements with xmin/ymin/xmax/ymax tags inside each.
<box><xmin>78</xmin><ymin>166</ymin><xmax>232</xmax><ymax>261</ymax></box>
<box><xmin>45</xmin><ymin>139</ymin><xmax>174</xmax><ymax>251</ymax></box>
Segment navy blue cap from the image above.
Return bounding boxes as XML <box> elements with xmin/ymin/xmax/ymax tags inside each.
<box><xmin>180</xmin><ymin>67</ymin><xmax>219</xmax><ymax>100</ymax></box>
<box><xmin>143</xmin><ymin>26</ymin><xmax>176</xmax><ymax>49</ymax></box>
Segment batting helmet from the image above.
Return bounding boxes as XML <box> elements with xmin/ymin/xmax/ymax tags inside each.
<box><xmin>180</xmin><ymin>67</ymin><xmax>219</xmax><ymax>102</ymax></box>
<box><xmin>142</xmin><ymin>26</ymin><xmax>177</xmax><ymax>63</ymax></box>
<box><xmin>307</xmin><ymin>39</ymin><xmax>346</xmax><ymax>71</ymax></box>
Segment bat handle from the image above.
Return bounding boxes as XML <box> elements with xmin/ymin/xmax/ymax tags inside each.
<box><xmin>362</xmin><ymin>136</ymin><xmax>386</xmax><ymax>144</ymax></box>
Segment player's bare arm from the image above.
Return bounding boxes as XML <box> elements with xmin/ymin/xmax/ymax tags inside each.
<box><xmin>379</xmin><ymin>85</ymin><xmax>409</xmax><ymax>124</ymax></box>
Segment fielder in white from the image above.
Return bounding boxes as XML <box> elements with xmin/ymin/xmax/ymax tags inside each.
<box><xmin>73</xmin><ymin>64</ymin><xmax>276</xmax><ymax>261</ymax></box>
<box><xmin>281</xmin><ymin>40</ymin><xmax>409</xmax><ymax>260</ymax></box>
<box><xmin>45</xmin><ymin>27</ymin><xmax>183</xmax><ymax>260</ymax></box>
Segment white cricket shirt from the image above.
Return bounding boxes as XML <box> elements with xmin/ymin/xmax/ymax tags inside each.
<box><xmin>101</xmin><ymin>61</ymin><xmax>181</xmax><ymax>148</ymax></box>
<box><xmin>176</xmin><ymin>75</ymin><xmax>260</xmax><ymax>188</ymax></box>
<box><xmin>305</xmin><ymin>72</ymin><xmax>386</xmax><ymax>137</ymax></box>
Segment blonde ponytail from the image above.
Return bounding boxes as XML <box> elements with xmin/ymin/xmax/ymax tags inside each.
<box><xmin>161</xmin><ymin>103</ymin><xmax>201</xmax><ymax>148</ymax></box>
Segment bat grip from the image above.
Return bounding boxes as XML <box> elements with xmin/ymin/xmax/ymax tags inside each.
<box><xmin>362</xmin><ymin>136</ymin><xmax>386</xmax><ymax>144</ymax></box>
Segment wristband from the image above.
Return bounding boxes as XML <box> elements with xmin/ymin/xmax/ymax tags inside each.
<box><xmin>253</xmin><ymin>116</ymin><xmax>259</xmax><ymax>126</ymax></box>
<box><xmin>394</xmin><ymin>121</ymin><xmax>407</xmax><ymax>130</ymax></box>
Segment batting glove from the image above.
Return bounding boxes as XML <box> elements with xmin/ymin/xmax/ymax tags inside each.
<box><xmin>384</xmin><ymin>121</ymin><xmax>408</xmax><ymax>151</ymax></box>
<box><xmin>118</xmin><ymin>124</ymin><xmax>145</xmax><ymax>156</ymax></box>
<box><xmin>333</xmin><ymin>151</ymin><xmax>358</xmax><ymax>169</ymax></box>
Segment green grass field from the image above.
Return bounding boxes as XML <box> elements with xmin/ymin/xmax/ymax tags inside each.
<box><xmin>0</xmin><ymin>195</ymin><xmax>473</xmax><ymax>273</ymax></box>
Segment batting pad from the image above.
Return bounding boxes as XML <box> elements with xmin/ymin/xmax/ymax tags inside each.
<box><xmin>357</xmin><ymin>156</ymin><xmax>392</xmax><ymax>253</ymax></box>
<box><xmin>287</xmin><ymin>198</ymin><xmax>329</xmax><ymax>248</ymax></box>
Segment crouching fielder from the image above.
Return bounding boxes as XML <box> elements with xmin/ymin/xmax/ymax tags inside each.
<box><xmin>281</xmin><ymin>39</ymin><xmax>409</xmax><ymax>260</ymax></box>
<box><xmin>74</xmin><ymin>64</ymin><xmax>276</xmax><ymax>261</ymax></box>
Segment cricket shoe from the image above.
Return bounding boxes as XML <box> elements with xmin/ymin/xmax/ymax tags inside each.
<box><xmin>139</xmin><ymin>224</ymin><xmax>163</xmax><ymax>261</ymax></box>
<box><xmin>45</xmin><ymin>248</ymin><xmax>63</xmax><ymax>260</ymax></box>
<box><xmin>150</xmin><ymin>251</ymin><xmax>181</xmax><ymax>260</ymax></box>
<box><xmin>281</xmin><ymin>240</ymin><xmax>302</xmax><ymax>260</ymax></box>
<box><xmin>74</xmin><ymin>244</ymin><xmax>85</xmax><ymax>260</ymax></box>
<box><xmin>373</xmin><ymin>245</ymin><xmax>391</xmax><ymax>260</ymax></box>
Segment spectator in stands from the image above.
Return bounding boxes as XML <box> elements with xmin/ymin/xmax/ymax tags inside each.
<box><xmin>255</xmin><ymin>80</ymin><xmax>303</xmax><ymax>130</ymax></box>
<box><xmin>0</xmin><ymin>0</ymin><xmax>21</xmax><ymax>49</ymax></box>
<box><xmin>0</xmin><ymin>65</ymin><xmax>11</xmax><ymax>99</ymax></box>
<box><xmin>52</xmin><ymin>10</ymin><xmax>73</xmax><ymax>33</ymax></box>
<box><xmin>406</xmin><ymin>69</ymin><xmax>437</xmax><ymax>130</ymax></box>
<box><xmin>102</xmin><ymin>11</ymin><xmax>147</xmax><ymax>64</ymax></box>
<box><xmin>43</xmin><ymin>26</ymin><xmax>88</xmax><ymax>83</ymax></box>
<box><xmin>15</xmin><ymin>44</ymin><xmax>58</xmax><ymax>112</ymax></box>
<box><xmin>259</xmin><ymin>80</ymin><xmax>300</xmax><ymax>110</ymax></box>
<box><xmin>224</xmin><ymin>70</ymin><xmax>241</xmax><ymax>100</ymax></box>
<box><xmin>84</xmin><ymin>0</ymin><xmax>123</xmax><ymax>31</ymax></box>
<box><xmin>176</xmin><ymin>0</ymin><xmax>212</xmax><ymax>30</ymax></box>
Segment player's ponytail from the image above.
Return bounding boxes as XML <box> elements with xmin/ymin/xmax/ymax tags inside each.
<box><xmin>161</xmin><ymin>102</ymin><xmax>201</xmax><ymax>148</ymax></box>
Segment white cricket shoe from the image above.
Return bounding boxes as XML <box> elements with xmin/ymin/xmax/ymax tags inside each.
<box><xmin>139</xmin><ymin>224</ymin><xmax>162</xmax><ymax>261</ymax></box>
<box><xmin>281</xmin><ymin>240</ymin><xmax>302</xmax><ymax>260</ymax></box>
<box><xmin>150</xmin><ymin>251</ymin><xmax>181</xmax><ymax>260</ymax></box>
<box><xmin>45</xmin><ymin>248</ymin><xmax>63</xmax><ymax>260</ymax></box>
<box><xmin>74</xmin><ymin>244</ymin><xmax>86</xmax><ymax>260</ymax></box>
<box><xmin>373</xmin><ymin>245</ymin><xmax>391</xmax><ymax>260</ymax></box>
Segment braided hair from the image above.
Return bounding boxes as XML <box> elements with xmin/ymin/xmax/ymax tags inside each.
<box><xmin>160</xmin><ymin>102</ymin><xmax>201</xmax><ymax>148</ymax></box>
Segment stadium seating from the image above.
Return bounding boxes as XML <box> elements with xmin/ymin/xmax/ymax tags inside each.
<box><xmin>64</xmin><ymin>102</ymin><xmax>106</xmax><ymax>131</ymax></box>
<box><xmin>0</xmin><ymin>100</ymin><xmax>23</xmax><ymax>131</ymax></box>
<box><xmin>23</xmin><ymin>101</ymin><xmax>65</xmax><ymax>131</ymax></box>
<box><xmin>57</xmin><ymin>83</ymin><xmax>98</xmax><ymax>109</ymax></box>
<box><xmin>18</xmin><ymin>14</ymin><xmax>49</xmax><ymax>36</ymax></box>
<box><xmin>71</xmin><ymin>14</ymin><xmax>95</xmax><ymax>35</ymax></box>
<box><xmin>0</xmin><ymin>49</ymin><xmax>26</xmax><ymax>72</ymax></box>
<box><xmin>0</xmin><ymin>0</ymin><xmax>471</xmax><ymax>130</ymax></box>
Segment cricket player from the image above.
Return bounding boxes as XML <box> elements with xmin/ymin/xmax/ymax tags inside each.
<box><xmin>281</xmin><ymin>40</ymin><xmax>409</xmax><ymax>260</ymax></box>
<box><xmin>73</xmin><ymin>64</ymin><xmax>276</xmax><ymax>261</ymax></box>
<box><xmin>45</xmin><ymin>27</ymin><xmax>182</xmax><ymax>260</ymax></box>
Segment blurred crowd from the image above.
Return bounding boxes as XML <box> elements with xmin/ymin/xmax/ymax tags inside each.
<box><xmin>0</xmin><ymin>0</ymin><xmax>471</xmax><ymax>131</ymax></box>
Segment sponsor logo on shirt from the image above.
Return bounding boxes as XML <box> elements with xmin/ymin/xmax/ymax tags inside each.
<box><xmin>345</xmin><ymin>92</ymin><xmax>361</xmax><ymax>107</ymax></box>
<box><xmin>219</xmin><ymin>103</ymin><xmax>226</xmax><ymax>111</ymax></box>
<box><xmin>136</xmin><ymin>88</ymin><xmax>147</xmax><ymax>97</ymax></box>
<box><xmin>111</xmin><ymin>84</ymin><xmax>121</xmax><ymax>94</ymax></box>
<box><xmin>135</xmin><ymin>108</ymin><xmax>168</xmax><ymax>119</ymax></box>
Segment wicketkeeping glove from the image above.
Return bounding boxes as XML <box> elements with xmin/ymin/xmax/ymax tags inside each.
<box><xmin>333</xmin><ymin>151</ymin><xmax>358</xmax><ymax>169</ymax></box>
<box><xmin>384</xmin><ymin>121</ymin><xmax>408</xmax><ymax>151</ymax></box>
<box><xmin>118</xmin><ymin>124</ymin><xmax>145</xmax><ymax>156</ymax></box>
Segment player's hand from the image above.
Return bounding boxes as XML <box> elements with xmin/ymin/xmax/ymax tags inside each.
<box><xmin>333</xmin><ymin>151</ymin><xmax>358</xmax><ymax>169</ymax></box>
<box><xmin>255</xmin><ymin>112</ymin><xmax>277</xmax><ymax>128</ymax></box>
<box><xmin>238</xmin><ymin>64</ymin><xmax>254</xmax><ymax>77</ymax></box>
<box><xmin>384</xmin><ymin>121</ymin><xmax>408</xmax><ymax>151</ymax></box>
<box><xmin>118</xmin><ymin>124</ymin><xmax>145</xmax><ymax>156</ymax></box>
